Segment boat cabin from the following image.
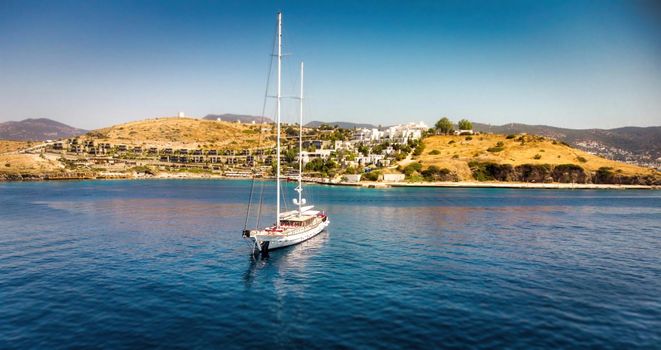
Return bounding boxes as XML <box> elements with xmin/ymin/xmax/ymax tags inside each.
<box><xmin>280</xmin><ymin>215</ymin><xmax>315</xmax><ymax>227</ymax></box>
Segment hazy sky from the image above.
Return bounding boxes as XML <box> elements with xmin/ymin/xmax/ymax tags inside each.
<box><xmin>1</xmin><ymin>0</ymin><xmax>660</xmax><ymax>130</ymax></box>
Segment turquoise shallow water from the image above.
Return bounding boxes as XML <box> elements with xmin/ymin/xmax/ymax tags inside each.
<box><xmin>1</xmin><ymin>180</ymin><xmax>660</xmax><ymax>349</ymax></box>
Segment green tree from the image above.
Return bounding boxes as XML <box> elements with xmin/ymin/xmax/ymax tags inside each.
<box><xmin>344</xmin><ymin>166</ymin><xmax>358</xmax><ymax>174</ymax></box>
<box><xmin>435</xmin><ymin>117</ymin><xmax>453</xmax><ymax>134</ymax></box>
<box><xmin>357</xmin><ymin>144</ymin><xmax>370</xmax><ymax>156</ymax></box>
<box><xmin>412</xmin><ymin>142</ymin><xmax>425</xmax><ymax>156</ymax></box>
<box><xmin>304</xmin><ymin>158</ymin><xmax>337</xmax><ymax>177</ymax></box>
<box><xmin>285</xmin><ymin>126</ymin><xmax>298</xmax><ymax>137</ymax></box>
<box><xmin>284</xmin><ymin>147</ymin><xmax>298</xmax><ymax>164</ymax></box>
<box><xmin>372</xmin><ymin>144</ymin><xmax>385</xmax><ymax>154</ymax></box>
<box><xmin>457</xmin><ymin>119</ymin><xmax>473</xmax><ymax>130</ymax></box>
<box><xmin>402</xmin><ymin>162</ymin><xmax>422</xmax><ymax>176</ymax></box>
<box><xmin>363</xmin><ymin>170</ymin><xmax>381</xmax><ymax>181</ymax></box>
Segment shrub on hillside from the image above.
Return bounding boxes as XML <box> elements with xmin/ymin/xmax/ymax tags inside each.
<box><xmin>594</xmin><ymin>167</ymin><xmax>615</xmax><ymax>184</ymax></box>
<box><xmin>421</xmin><ymin>165</ymin><xmax>456</xmax><ymax>181</ymax></box>
<box><xmin>403</xmin><ymin>162</ymin><xmax>422</xmax><ymax>177</ymax></box>
<box><xmin>412</xmin><ymin>143</ymin><xmax>425</xmax><ymax>156</ymax></box>
<box><xmin>487</xmin><ymin>141</ymin><xmax>506</xmax><ymax>153</ymax></box>
<box><xmin>130</xmin><ymin>166</ymin><xmax>155</xmax><ymax>175</ymax></box>
<box><xmin>469</xmin><ymin>161</ymin><xmax>514</xmax><ymax>181</ymax></box>
<box><xmin>516</xmin><ymin>164</ymin><xmax>552</xmax><ymax>183</ymax></box>
<box><xmin>363</xmin><ymin>170</ymin><xmax>381</xmax><ymax>181</ymax></box>
<box><xmin>305</xmin><ymin>158</ymin><xmax>337</xmax><ymax>177</ymax></box>
<box><xmin>552</xmin><ymin>164</ymin><xmax>587</xmax><ymax>183</ymax></box>
<box><xmin>344</xmin><ymin>166</ymin><xmax>358</xmax><ymax>175</ymax></box>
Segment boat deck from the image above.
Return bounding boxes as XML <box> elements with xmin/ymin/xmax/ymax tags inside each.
<box><xmin>247</xmin><ymin>213</ymin><xmax>327</xmax><ymax>237</ymax></box>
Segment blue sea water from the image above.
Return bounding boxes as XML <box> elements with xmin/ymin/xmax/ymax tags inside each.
<box><xmin>0</xmin><ymin>180</ymin><xmax>659</xmax><ymax>349</ymax></box>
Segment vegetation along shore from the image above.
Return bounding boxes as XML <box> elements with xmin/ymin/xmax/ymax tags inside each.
<box><xmin>1</xmin><ymin>116</ymin><xmax>659</xmax><ymax>188</ymax></box>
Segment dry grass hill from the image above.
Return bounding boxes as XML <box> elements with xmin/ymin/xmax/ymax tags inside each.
<box><xmin>0</xmin><ymin>141</ymin><xmax>30</xmax><ymax>154</ymax></box>
<box><xmin>1</xmin><ymin>153</ymin><xmax>64</xmax><ymax>175</ymax></box>
<box><xmin>81</xmin><ymin>117</ymin><xmax>275</xmax><ymax>150</ymax></box>
<box><xmin>416</xmin><ymin>134</ymin><xmax>659</xmax><ymax>183</ymax></box>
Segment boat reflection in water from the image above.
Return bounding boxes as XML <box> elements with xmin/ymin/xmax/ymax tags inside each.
<box><xmin>243</xmin><ymin>229</ymin><xmax>330</xmax><ymax>288</ymax></box>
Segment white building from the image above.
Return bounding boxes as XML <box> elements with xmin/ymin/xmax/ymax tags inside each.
<box><xmin>383</xmin><ymin>173</ymin><xmax>405</xmax><ymax>182</ymax></box>
<box><xmin>357</xmin><ymin>154</ymin><xmax>385</xmax><ymax>166</ymax></box>
<box><xmin>385</xmin><ymin>121</ymin><xmax>428</xmax><ymax>143</ymax></box>
<box><xmin>343</xmin><ymin>174</ymin><xmax>362</xmax><ymax>183</ymax></box>
<box><xmin>453</xmin><ymin>129</ymin><xmax>474</xmax><ymax>135</ymax></box>
<box><xmin>300</xmin><ymin>150</ymin><xmax>333</xmax><ymax>165</ymax></box>
<box><xmin>352</xmin><ymin>128</ymin><xmax>382</xmax><ymax>143</ymax></box>
<box><xmin>352</xmin><ymin>121</ymin><xmax>428</xmax><ymax>144</ymax></box>
<box><xmin>334</xmin><ymin>140</ymin><xmax>354</xmax><ymax>150</ymax></box>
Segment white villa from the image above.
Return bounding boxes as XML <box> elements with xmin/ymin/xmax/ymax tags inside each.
<box><xmin>300</xmin><ymin>149</ymin><xmax>333</xmax><ymax>165</ymax></box>
<box><xmin>352</xmin><ymin>121</ymin><xmax>428</xmax><ymax>144</ymax></box>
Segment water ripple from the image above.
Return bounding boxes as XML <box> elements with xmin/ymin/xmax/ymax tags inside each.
<box><xmin>0</xmin><ymin>181</ymin><xmax>659</xmax><ymax>349</ymax></box>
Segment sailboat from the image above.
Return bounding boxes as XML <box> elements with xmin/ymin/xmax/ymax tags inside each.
<box><xmin>242</xmin><ymin>12</ymin><xmax>330</xmax><ymax>253</ymax></box>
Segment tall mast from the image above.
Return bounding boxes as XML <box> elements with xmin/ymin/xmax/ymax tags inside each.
<box><xmin>296</xmin><ymin>61</ymin><xmax>304</xmax><ymax>215</ymax></box>
<box><xmin>275</xmin><ymin>12</ymin><xmax>282</xmax><ymax>227</ymax></box>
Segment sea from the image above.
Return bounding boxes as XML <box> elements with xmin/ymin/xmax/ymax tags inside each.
<box><xmin>1</xmin><ymin>180</ymin><xmax>659</xmax><ymax>349</ymax></box>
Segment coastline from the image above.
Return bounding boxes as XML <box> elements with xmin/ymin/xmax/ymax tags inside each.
<box><xmin>1</xmin><ymin>171</ymin><xmax>658</xmax><ymax>189</ymax></box>
<box><xmin>312</xmin><ymin>179</ymin><xmax>657</xmax><ymax>190</ymax></box>
<box><xmin>386</xmin><ymin>181</ymin><xmax>657</xmax><ymax>190</ymax></box>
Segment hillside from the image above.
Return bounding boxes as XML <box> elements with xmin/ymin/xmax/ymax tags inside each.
<box><xmin>0</xmin><ymin>141</ymin><xmax>30</xmax><ymax>154</ymax></box>
<box><xmin>305</xmin><ymin>121</ymin><xmax>378</xmax><ymax>129</ymax></box>
<box><xmin>0</xmin><ymin>118</ymin><xmax>87</xmax><ymax>141</ymax></box>
<box><xmin>1</xmin><ymin>153</ymin><xmax>64</xmax><ymax>176</ymax></box>
<box><xmin>417</xmin><ymin>134</ymin><xmax>660</xmax><ymax>184</ymax></box>
<box><xmin>472</xmin><ymin>123</ymin><xmax>660</xmax><ymax>166</ymax></box>
<box><xmin>203</xmin><ymin>113</ymin><xmax>273</xmax><ymax>124</ymax></box>
<box><xmin>81</xmin><ymin>117</ymin><xmax>275</xmax><ymax>150</ymax></box>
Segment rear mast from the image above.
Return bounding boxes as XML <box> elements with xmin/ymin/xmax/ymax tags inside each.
<box><xmin>295</xmin><ymin>62</ymin><xmax>304</xmax><ymax>216</ymax></box>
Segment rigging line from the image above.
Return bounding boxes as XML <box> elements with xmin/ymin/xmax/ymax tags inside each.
<box><xmin>256</xmin><ymin>176</ymin><xmax>265</xmax><ymax>228</ymax></box>
<box><xmin>244</xmin><ymin>17</ymin><xmax>278</xmax><ymax>231</ymax></box>
<box><xmin>281</xmin><ymin>179</ymin><xmax>289</xmax><ymax>213</ymax></box>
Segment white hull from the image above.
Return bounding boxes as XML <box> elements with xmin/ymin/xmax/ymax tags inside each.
<box><xmin>249</xmin><ymin>219</ymin><xmax>329</xmax><ymax>251</ymax></box>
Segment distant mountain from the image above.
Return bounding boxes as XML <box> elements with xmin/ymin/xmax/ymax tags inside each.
<box><xmin>472</xmin><ymin>123</ymin><xmax>660</xmax><ymax>166</ymax></box>
<box><xmin>203</xmin><ymin>113</ymin><xmax>273</xmax><ymax>124</ymax></box>
<box><xmin>0</xmin><ymin>118</ymin><xmax>87</xmax><ymax>141</ymax></box>
<box><xmin>304</xmin><ymin>121</ymin><xmax>378</xmax><ymax>129</ymax></box>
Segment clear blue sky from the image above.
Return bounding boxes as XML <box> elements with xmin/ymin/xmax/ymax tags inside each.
<box><xmin>1</xmin><ymin>0</ymin><xmax>660</xmax><ymax>129</ymax></box>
